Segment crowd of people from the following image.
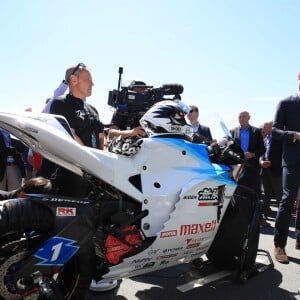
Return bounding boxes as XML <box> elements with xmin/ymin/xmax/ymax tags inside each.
<box><xmin>0</xmin><ymin>63</ymin><xmax>299</xmax><ymax>294</ymax></box>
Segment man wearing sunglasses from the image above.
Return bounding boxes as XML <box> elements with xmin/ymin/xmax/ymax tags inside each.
<box><xmin>51</xmin><ymin>63</ymin><xmax>104</xmax><ymax>149</ymax></box>
<box><xmin>187</xmin><ymin>105</ymin><xmax>213</xmax><ymax>144</ymax></box>
<box><xmin>39</xmin><ymin>63</ymin><xmax>118</xmax><ymax>293</ymax></box>
<box><xmin>38</xmin><ymin>63</ymin><xmax>105</xmax><ymax>197</ymax></box>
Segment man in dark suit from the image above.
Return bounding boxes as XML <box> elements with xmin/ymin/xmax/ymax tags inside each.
<box><xmin>187</xmin><ymin>105</ymin><xmax>213</xmax><ymax>144</ymax></box>
<box><xmin>230</xmin><ymin>111</ymin><xmax>268</xmax><ymax>225</ymax></box>
<box><xmin>272</xmin><ymin>75</ymin><xmax>300</xmax><ymax>263</ymax></box>
<box><xmin>230</xmin><ymin>111</ymin><xmax>265</xmax><ymax>196</ymax></box>
<box><xmin>0</xmin><ymin>128</ymin><xmax>27</xmax><ymax>191</ymax></box>
<box><xmin>260</xmin><ymin>121</ymin><xmax>283</xmax><ymax>218</ymax></box>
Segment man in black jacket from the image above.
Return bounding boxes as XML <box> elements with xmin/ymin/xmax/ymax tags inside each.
<box><xmin>39</xmin><ymin>63</ymin><xmax>117</xmax><ymax>293</ymax></box>
<box><xmin>272</xmin><ymin>74</ymin><xmax>300</xmax><ymax>263</ymax></box>
<box><xmin>260</xmin><ymin>121</ymin><xmax>283</xmax><ymax>219</ymax></box>
<box><xmin>230</xmin><ymin>111</ymin><xmax>268</xmax><ymax>226</ymax></box>
<box><xmin>39</xmin><ymin>63</ymin><xmax>105</xmax><ymax>198</ymax></box>
<box><xmin>230</xmin><ymin>111</ymin><xmax>265</xmax><ymax>196</ymax></box>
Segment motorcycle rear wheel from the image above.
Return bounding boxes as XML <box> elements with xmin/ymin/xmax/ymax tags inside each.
<box><xmin>0</xmin><ymin>232</ymin><xmax>83</xmax><ymax>300</ymax></box>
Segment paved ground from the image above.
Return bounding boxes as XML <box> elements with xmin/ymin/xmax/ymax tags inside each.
<box><xmin>86</xmin><ymin>203</ymin><xmax>300</xmax><ymax>300</ymax></box>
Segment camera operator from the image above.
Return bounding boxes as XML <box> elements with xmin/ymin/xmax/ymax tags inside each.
<box><xmin>108</xmin><ymin>80</ymin><xmax>147</xmax><ymax>140</ymax></box>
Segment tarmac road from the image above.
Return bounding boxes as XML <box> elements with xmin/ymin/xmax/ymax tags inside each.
<box><xmin>85</xmin><ymin>203</ymin><xmax>300</xmax><ymax>300</ymax></box>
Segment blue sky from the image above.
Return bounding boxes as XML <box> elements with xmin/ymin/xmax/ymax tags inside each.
<box><xmin>1</xmin><ymin>0</ymin><xmax>300</xmax><ymax>138</ymax></box>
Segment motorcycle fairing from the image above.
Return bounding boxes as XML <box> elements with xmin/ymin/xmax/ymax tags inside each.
<box><xmin>100</xmin><ymin>174</ymin><xmax>236</xmax><ymax>281</ymax></box>
<box><xmin>136</xmin><ymin>138</ymin><xmax>233</xmax><ymax>237</ymax></box>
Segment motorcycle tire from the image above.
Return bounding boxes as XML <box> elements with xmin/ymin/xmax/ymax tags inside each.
<box><xmin>206</xmin><ymin>185</ymin><xmax>260</xmax><ymax>270</ymax></box>
<box><xmin>0</xmin><ymin>232</ymin><xmax>88</xmax><ymax>300</ymax></box>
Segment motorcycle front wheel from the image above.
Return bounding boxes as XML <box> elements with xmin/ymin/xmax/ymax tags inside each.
<box><xmin>0</xmin><ymin>232</ymin><xmax>87</xmax><ymax>300</ymax></box>
<box><xmin>206</xmin><ymin>185</ymin><xmax>260</xmax><ymax>270</ymax></box>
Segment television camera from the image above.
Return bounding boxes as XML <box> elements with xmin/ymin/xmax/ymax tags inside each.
<box><xmin>107</xmin><ymin>67</ymin><xmax>184</xmax><ymax>119</ymax></box>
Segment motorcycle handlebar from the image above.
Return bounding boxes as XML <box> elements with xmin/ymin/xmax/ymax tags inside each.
<box><xmin>223</xmin><ymin>149</ymin><xmax>245</xmax><ymax>164</ymax></box>
<box><xmin>205</xmin><ymin>142</ymin><xmax>246</xmax><ymax>165</ymax></box>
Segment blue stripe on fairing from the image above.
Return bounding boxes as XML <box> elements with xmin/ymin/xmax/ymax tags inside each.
<box><xmin>152</xmin><ymin>137</ymin><xmax>235</xmax><ymax>185</ymax></box>
<box><xmin>153</xmin><ymin>137</ymin><xmax>211</xmax><ymax>162</ymax></box>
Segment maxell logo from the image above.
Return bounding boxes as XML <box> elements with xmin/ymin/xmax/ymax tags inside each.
<box><xmin>180</xmin><ymin>220</ymin><xmax>217</xmax><ymax>235</ymax></box>
<box><xmin>160</xmin><ymin>230</ymin><xmax>177</xmax><ymax>238</ymax></box>
<box><xmin>56</xmin><ymin>207</ymin><xmax>76</xmax><ymax>216</ymax></box>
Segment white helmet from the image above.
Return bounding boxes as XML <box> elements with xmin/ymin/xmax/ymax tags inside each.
<box><xmin>140</xmin><ymin>100</ymin><xmax>194</xmax><ymax>139</ymax></box>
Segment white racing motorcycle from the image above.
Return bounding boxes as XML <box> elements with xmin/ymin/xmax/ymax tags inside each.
<box><xmin>0</xmin><ymin>101</ymin><xmax>265</xmax><ymax>299</ymax></box>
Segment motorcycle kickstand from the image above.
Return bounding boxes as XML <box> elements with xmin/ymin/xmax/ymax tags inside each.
<box><xmin>236</xmin><ymin>249</ymin><xmax>274</xmax><ymax>284</ymax></box>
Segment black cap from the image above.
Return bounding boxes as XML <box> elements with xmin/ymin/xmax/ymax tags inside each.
<box><xmin>129</xmin><ymin>80</ymin><xmax>146</xmax><ymax>88</ymax></box>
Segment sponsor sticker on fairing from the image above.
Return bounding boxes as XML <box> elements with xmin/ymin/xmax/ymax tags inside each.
<box><xmin>56</xmin><ymin>207</ymin><xmax>76</xmax><ymax>216</ymax></box>
<box><xmin>186</xmin><ymin>243</ymin><xmax>200</xmax><ymax>249</ymax></box>
<box><xmin>169</xmin><ymin>125</ymin><xmax>182</xmax><ymax>133</ymax></box>
<box><xmin>157</xmin><ymin>253</ymin><xmax>178</xmax><ymax>260</ymax></box>
<box><xmin>198</xmin><ymin>187</ymin><xmax>218</xmax><ymax>201</ymax></box>
<box><xmin>163</xmin><ymin>247</ymin><xmax>183</xmax><ymax>253</ymax></box>
<box><xmin>160</xmin><ymin>230</ymin><xmax>177</xmax><ymax>238</ymax></box>
<box><xmin>180</xmin><ymin>220</ymin><xmax>217</xmax><ymax>235</ymax></box>
<box><xmin>183</xmin><ymin>195</ymin><xmax>197</xmax><ymax>200</ymax></box>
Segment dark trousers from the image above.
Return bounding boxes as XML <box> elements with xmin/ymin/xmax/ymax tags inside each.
<box><xmin>238</xmin><ymin>163</ymin><xmax>261</xmax><ymax>196</ymax></box>
<box><xmin>238</xmin><ymin>163</ymin><xmax>266</xmax><ymax>222</ymax></box>
<box><xmin>274</xmin><ymin>164</ymin><xmax>300</xmax><ymax>248</ymax></box>
<box><xmin>38</xmin><ymin>159</ymin><xmax>91</xmax><ymax>198</ymax></box>
<box><xmin>261</xmin><ymin>168</ymin><xmax>282</xmax><ymax>214</ymax></box>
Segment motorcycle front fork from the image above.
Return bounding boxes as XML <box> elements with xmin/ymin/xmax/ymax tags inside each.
<box><xmin>17</xmin><ymin>270</ymin><xmax>60</xmax><ymax>300</ymax></box>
